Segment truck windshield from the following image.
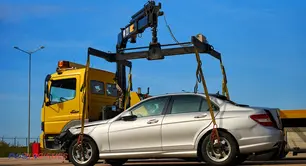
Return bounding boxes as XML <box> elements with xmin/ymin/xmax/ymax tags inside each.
<box><xmin>49</xmin><ymin>78</ymin><xmax>76</xmax><ymax>104</ymax></box>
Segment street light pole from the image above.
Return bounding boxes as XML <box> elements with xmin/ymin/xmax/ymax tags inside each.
<box><xmin>14</xmin><ymin>46</ymin><xmax>45</xmax><ymax>154</ymax></box>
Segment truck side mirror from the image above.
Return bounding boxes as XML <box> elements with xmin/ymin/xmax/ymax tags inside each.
<box><xmin>44</xmin><ymin>74</ymin><xmax>51</xmax><ymax>106</ymax></box>
<box><xmin>46</xmin><ymin>101</ymin><xmax>51</xmax><ymax>106</ymax></box>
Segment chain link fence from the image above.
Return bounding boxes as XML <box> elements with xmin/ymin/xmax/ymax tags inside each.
<box><xmin>0</xmin><ymin>136</ymin><xmax>65</xmax><ymax>157</ymax></box>
<box><xmin>1</xmin><ymin>136</ymin><xmax>39</xmax><ymax>147</ymax></box>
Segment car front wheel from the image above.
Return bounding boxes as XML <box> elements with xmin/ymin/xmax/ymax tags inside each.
<box><xmin>201</xmin><ymin>131</ymin><xmax>238</xmax><ymax>166</ymax></box>
<box><xmin>68</xmin><ymin>136</ymin><xmax>99</xmax><ymax>166</ymax></box>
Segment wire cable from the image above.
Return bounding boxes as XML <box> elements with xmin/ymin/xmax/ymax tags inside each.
<box><xmin>163</xmin><ymin>14</ymin><xmax>192</xmax><ymax>48</ymax></box>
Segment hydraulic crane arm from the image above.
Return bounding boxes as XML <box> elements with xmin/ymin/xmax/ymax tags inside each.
<box><xmin>116</xmin><ymin>1</ymin><xmax>164</xmax><ymax>50</ymax></box>
<box><xmin>87</xmin><ymin>48</ymin><xmax>132</xmax><ymax>68</ymax></box>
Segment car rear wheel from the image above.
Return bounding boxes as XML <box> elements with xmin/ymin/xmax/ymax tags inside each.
<box><xmin>68</xmin><ymin>136</ymin><xmax>99</xmax><ymax>166</ymax></box>
<box><xmin>201</xmin><ymin>131</ymin><xmax>238</xmax><ymax>166</ymax></box>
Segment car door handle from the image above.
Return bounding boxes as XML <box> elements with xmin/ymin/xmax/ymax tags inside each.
<box><xmin>194</xmin><ymin>114</ymin><xmax>207</xmax><ymax>119</ymax></box>
<box><xmin>70</xmin><ymin>110</ymin><xmax>79</xmax><ymax>114</ymax></box>
<box><xmin>147</xmin><ymin>119</ymin><xmax>159</xmax><ymax>124</ymax></box>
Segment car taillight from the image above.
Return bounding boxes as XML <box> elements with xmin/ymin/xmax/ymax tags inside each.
<box><xmin>250</xmin><ymin>114</ymin><xmax>273</xmax><ymax>126</ymax></box>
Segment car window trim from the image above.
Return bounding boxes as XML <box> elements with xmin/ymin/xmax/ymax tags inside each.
<box><xmin>200</xmin><ymin>96</ymin><xmax>220</xmax><ymax>112</ymax></box>
<box><xmin>165</xmin><ymin>94</ymin><xmax>220</xmax><ymax>115</ymax></box>
<box><xmin>165</xmin><ymin>95</ymin><xmax>203</xmax><ymax>115</ymax></box>
<box><xmin>161</xmin><ymin>96</ymin><xmax>172</xmax><ymax>115</ymax></box>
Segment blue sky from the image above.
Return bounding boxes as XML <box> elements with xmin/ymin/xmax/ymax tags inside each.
<box><xmin>0</xmin><ymin>0</ymin><xmax>305</xmax><ymax>139</ymax></box>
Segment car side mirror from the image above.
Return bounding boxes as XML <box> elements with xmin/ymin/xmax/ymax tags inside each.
<box><xmin>121</xmin><ymin>112</ymin><xmax>137</xmax><ymax>121</ymax></box>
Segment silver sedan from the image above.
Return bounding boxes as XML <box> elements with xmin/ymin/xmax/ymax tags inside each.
<box><xmin>55</xmin><ymin>93</ymin><xmax>285</xmax><ymax>166</ymax></box>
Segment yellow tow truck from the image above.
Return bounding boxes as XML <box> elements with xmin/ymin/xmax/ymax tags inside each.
<box><xmin>40</xmin><ymin>60</ymin><xmax>150</xmax><ymax>149</ymax></box>
<box><xmin>280</xmin><ymin>109</ymin><xmax>306</xmax><ymax>156</ymax></box>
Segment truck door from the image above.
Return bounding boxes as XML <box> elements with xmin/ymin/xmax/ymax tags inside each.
<box><xmin>44</xmin><ymin>75</ymin><xmax>80</xmax><ymax>135</ymax></box>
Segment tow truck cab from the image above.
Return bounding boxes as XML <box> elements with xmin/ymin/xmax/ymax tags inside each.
<box><xmin>40</xmin><ymin>61</ymin><xmax>149</xmax><ymax>150</ymax></box>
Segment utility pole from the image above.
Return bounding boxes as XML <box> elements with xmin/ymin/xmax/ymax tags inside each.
<box><xmin>14</xmin><ymin>46</ymin><xmax>45</xmax><ymax>153</ymax></box>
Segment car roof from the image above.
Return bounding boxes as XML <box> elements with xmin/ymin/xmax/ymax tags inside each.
<box><xmin>148</xmin><ymin>92</ymin><xmax>223</xmax><ymax>100</ymax></box>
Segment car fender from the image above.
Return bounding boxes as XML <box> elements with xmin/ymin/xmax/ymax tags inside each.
<box><xmin>61</xmin><ymin>120</ymin><xmax>85</xmax><ymax>133</ymax></box>
<box><xmin>69</xmin><ymin>125</ymin><xmax>96</xmax><ymax>135</ymax></box>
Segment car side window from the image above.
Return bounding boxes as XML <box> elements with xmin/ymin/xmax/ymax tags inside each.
<box><xmin>200</xmin><ymin>98</ymin><xmax>219</xmax><ymax>112</ymax></box>
<box><xmin>170</xmin><ymin>95</ymin><xmax>202</xmax><ymax>114</ymax></box>
<box><xmin>131</xmin><ymin>97</ymin><xmax>168</xmax><ymax>118</ymax></box>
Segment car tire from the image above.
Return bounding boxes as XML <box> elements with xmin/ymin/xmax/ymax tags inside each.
<box><xmin>200</xmin><ymin>131</ymin><xmax>238</xmax><ymax>166</ymax></box>
<box><xmin>68</xmin><ymin>136</ymin><xmax>99</xmax><ymax>166</ymax></box>
<box><xmin>105</xmin><ymin>159</ymin><xmax>128</xmax><ymax>166</ymax></box>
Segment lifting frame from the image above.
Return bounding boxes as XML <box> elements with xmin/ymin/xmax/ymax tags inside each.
<box><xmin>76</xmin><ymin>1</ymin><xmax>230</xmax><ymax>160</ymax></box>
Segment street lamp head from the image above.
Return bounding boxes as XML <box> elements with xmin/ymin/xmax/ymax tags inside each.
<box><xmin>14</xmin><ymin>46</ymin><xmax>44</xmax><ymax>54</ymax></box>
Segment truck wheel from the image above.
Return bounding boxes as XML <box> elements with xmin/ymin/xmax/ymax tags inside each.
<box><xmin>200</xmin><ymin>131</ymin><xmax>238</xmax><ymax>166</ymax></box>
<box><xmin>68</xmin><ymin>137</ymin><xmax>99</xmax><ymax>166</ymax></box>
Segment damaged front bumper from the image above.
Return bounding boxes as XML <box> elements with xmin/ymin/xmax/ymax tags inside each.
<box><xmin>54</xmin><ymin>129</ymin><xmax>75</xmax><ymax>151</ymax></box>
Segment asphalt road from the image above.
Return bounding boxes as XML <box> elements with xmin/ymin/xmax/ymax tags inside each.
<box><xmin>1</xmin><ymin>153</ymin><xmax>306</xmax><ymax>166</ymax></box>
<box><xmin>1</xmin><ymin>157</ymin><xmax>306</xmax><ymax>166</ymax></box>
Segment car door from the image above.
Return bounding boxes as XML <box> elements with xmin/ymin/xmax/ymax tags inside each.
<box><xmin>161</xmin><ymin>94</ymin><xmax>219</xmax><ymax>151</ymax></box>
<box><xmin>108</xmin><ymin>96</ymin><xmax>170</xmax><ymax>152</ymax></box>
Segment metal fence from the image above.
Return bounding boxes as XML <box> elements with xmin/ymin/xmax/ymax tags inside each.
<box><xmin>1</xmin><ymin>137</ymin><xmax>39</xmax><ymax>147</ymax></box>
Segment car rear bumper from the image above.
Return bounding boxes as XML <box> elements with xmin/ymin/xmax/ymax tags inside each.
<box><xmin>239</xmin><ymin>129</ymin><xmax>284</xmax><ymax>154</ymax></box>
